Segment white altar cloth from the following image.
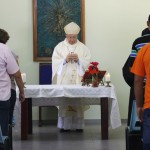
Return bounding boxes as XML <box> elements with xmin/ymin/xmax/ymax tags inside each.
<box><xmin>17</xmin><ymin>84</ymin><xmax>121</xmax><ymax>129</ymax></box>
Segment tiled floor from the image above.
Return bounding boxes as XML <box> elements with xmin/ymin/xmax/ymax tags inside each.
<box><xmin>13</xmin><ymin>122</ymin><xmax>126</xmax><ymax>150</ymax></box>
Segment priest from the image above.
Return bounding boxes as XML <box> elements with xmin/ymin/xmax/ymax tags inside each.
<box><xmin>52</xmin><ymin>22</ymin><xmax>91</xmax><ymax>132</ymax></box>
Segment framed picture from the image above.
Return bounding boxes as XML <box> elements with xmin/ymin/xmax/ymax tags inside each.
<box><xmin>33</xmin><ymin>0</ymin><xmax>85</xmax><ymax>62</ymax></box>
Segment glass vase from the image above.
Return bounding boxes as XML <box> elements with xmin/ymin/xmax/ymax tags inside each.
<box><xmin>92</xmin><ymin>75</ymin><xmax>99</xmax><ymax>87</ymax></box>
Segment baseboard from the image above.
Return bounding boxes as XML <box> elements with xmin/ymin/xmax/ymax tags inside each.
<box><xmin>34</xmin><ymin>119</ymin><xmax>57</xmax><ymax>125</ymax></box>
<box><xmin>33</xmin><ymin>119</ymin><xmax>127</xmax><ymax>126</ymax></box>
<box><xmin>121</xmin><ymin>119</ymin><xmax>127</xmax><ymax>123</ymax></box>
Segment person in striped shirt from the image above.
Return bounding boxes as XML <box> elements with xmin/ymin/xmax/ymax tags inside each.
<box><xmin>122</xmin><ymin>15</ymin><xmax>150</xmax><ymax>126</ymax></box>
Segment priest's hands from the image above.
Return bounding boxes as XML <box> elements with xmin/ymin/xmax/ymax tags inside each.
<box><xmin>66</xmin><ymin>53</ymin><xmax>78</xmax><ymax>63</ymax></box>
<box><xmin>66</xmin><ymin>53</ymin><xmax>72</xmax><ymax>63</ymax></box>
<box><xmin>71</xmin><ymin>53</ymin><xmax>78</xmax><ymax>63</ymax></box>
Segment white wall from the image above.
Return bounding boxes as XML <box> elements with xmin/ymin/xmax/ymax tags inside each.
<box><xmin>0</xmin><ymin>0</ymin><xmax>149</xmax><ymax>120</ymax></box>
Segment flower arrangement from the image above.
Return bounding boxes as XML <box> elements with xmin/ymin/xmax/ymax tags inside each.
<box><xmin>81</xmin><ymin>62</ymin><xmax>106</xmax><ymax>87</ymax></box>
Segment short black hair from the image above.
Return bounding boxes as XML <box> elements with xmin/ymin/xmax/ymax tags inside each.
<box><xmin>0</xmin><ymin>28</ymin><xmax>10</xmax><ymax>44</ymax></box>
<box><xmin>141</xmin><ymin>28</ymin><xmax>150</xmax><ymax>36</ymax></box>
<box><xmin>148</xmin><ymin>15</ymin><xmax>150</xmax><ymax>22</ymax></box>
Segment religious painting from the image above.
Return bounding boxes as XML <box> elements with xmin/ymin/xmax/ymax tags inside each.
<box><xmin>33</xmin><ymin>0</ymin><xmax>85</xmax><ymax>62</ymax></box>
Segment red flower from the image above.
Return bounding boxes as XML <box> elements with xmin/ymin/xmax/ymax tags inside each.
<box><xmin>89</xmin><ymin>69</ymin><xmax>99</xmax><ymax>75</ymax></box>
<box><xmin>90</xmin><ymin>62</ymin><xmax>99</xmax><ymax>67</ymax></box>
<box><xmin>88</xmin><ymin>66</ymin><xmax>93</xmax><ymax>70</ymax></box>
<box><xmin>81</xmin><ymin>61</ymin><xmax>106</xmax><ymax>86</ymax></box>
<box><xmin>87</xmin><ymin>62</ymin><xmax>99</xmax><ymax>75</ymax></box>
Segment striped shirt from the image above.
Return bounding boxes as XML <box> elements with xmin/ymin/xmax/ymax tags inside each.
<box><xmin>130</xmin><ymin>34</ymin><xmax>150</xmax><ymax>58</ymax></box>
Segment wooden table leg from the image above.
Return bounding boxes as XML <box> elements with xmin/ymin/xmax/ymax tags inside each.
<box><xmin>21</xmin><ymin>98</ymin><xmax>28</xmax><ymax>140</ymax></box>
<box><xmin>101</xmin><ymin>97</ymin><xmax>108</xmax><ymax>140</ymax></box>
<box><xmin>28</xmin><ymin>98</ymin><xmax>32</xmax><ymax>134</ymax></box>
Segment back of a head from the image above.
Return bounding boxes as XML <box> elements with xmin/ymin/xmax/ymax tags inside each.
<box><xmin>141</xmin><ymin>15</ymin><xmax>150</xmax><ymax>36</ymax></box>
<box><xmin>0</xmin><ymin>28</ymin><xmax>10</xmax><ymax>44</ymax></box>
<box><xmin>141</xmin><ymin>28</ymin><xmax>150</xmax><ymax>36</ymax></box>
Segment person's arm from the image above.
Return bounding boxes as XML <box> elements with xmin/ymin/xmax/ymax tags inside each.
<box><xmin>122</xmin><ymin>56</ymin><xmax>135</xmax><ymax>87</ymax></box>
<box><xmin>122</xmin><ymin>38</ymin><xmax>139</xmax><ymax>87</ymax></box>
<box><xmin>13</xmin><ymin>70</ymin><xmax>25</xmax><ymax>102</ymax></box>
<box><xmin>134</xmin><ymin>75</ymin><xmax>144</xmax><ymax>122</ymax></box>
<box><xmin>5</xmin><ymin>48</ymin><xmax>25</xmax><ymax>102</ymax></box>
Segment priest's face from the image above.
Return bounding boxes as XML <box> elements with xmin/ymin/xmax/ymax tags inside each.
<box><xmin>66</xmin><ymin>34</ymin><xmax>78</xmax><ymax>45</ymax></box>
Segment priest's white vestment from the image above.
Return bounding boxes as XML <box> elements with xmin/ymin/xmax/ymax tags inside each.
<box><xmin>52</xmin><ymin>39</ymin><xmax>91</xmax><ymax>130</ymax></box>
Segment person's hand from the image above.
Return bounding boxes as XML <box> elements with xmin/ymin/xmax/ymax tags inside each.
<box><xmin>19</xmin><ymin>92</ymin><xmax>25</xmax><ymax>102</ymax></box>
<box><xmin>71</xmin><ymin>53</ymin><xmax>79</xmax><ymax>63</ymax></box>
<box><xmin>66</xmin><ymin>53</ymin><xmax>72</xmax><ymax>63</ymax></box>
<box><xmin>137</xmin><ymin>106</ymin><xmax>144</xmax><ymax>122</ymax></box>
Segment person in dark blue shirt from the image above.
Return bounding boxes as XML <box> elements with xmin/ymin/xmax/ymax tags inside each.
<box><xmin>122</xmin><ymin>15</ymin><xmax>150</xmax><ymax>126</ymax></box>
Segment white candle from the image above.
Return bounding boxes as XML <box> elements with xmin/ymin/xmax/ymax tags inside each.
<box><xmin>21</xmin><ymin>73</ymin><xmax>26</xmax><ymax>83</ymax></box>
<box><xmin>105</xmin><ymin>73</ymin><xmax>111</xmax><ymax>82</ymax></box>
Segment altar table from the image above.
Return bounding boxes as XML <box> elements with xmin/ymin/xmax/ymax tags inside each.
<box><xmin>18</xmin><ymin>84</ymin><xmax>121</xmax><ymax>140</ymax></box>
